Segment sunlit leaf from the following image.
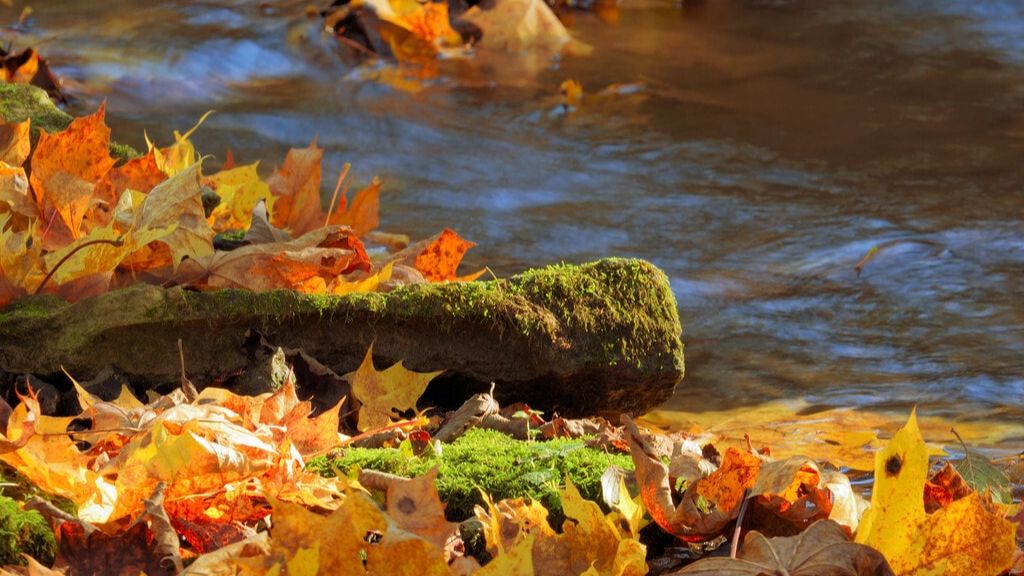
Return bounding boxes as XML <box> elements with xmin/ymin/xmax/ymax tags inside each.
<box><xmin>346</xmin><ymin>344</ymin><xmax>442</xmax><ymax>432</ymax></box>
<box><xmin>854</xmin><ymin>410</ymin><xmax>1016</xmax><ymax>575</ymax></box>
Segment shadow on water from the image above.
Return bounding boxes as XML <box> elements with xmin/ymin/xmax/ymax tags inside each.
<box><xmin>9</xmin><ymin>0</ymin><xmax>1024</xmax><ymax>434</ymax></box>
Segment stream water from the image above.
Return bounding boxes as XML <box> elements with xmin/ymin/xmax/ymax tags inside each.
<box><xmin>8</xmin><ymin>0</ymin><xmax>1024</xmax><ymax>439</ymax></box>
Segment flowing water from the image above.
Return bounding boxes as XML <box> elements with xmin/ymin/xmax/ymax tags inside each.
<box><xmin>8</xmin><ymin>0</ymin><xmax>1024</xmax><ymax>439</ymax></box>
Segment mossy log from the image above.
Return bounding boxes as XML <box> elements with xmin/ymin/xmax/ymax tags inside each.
<box><xmin>0</xmin><ymin>258</ymin><xmax>683</xmax><ymax>417</ymax></box>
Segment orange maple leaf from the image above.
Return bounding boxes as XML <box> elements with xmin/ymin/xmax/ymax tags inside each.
<box><xmin>268</xmin><ymin>139</ymin><xmax>327</xmax><ymax>237</ymax></box>
<box><xmin>28</xmin><ymin>103</ymin><xmax>117</xmax><ymax>245</ymax></box>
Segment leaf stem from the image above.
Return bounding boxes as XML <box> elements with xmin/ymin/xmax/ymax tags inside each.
<box><xmin>33</xmin><ymin>237</ymin><xmax>125</xmax><ymax>295</ymax></box>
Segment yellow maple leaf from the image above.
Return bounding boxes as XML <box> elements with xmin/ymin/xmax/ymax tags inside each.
<box><xmin>242</xmin><ymin>491</ymin><xmax>452</xmax><ymax>575</ymax></box>
<box><xmin>609</xmin><ymin>476</ymin><xmax>646</xmax><ymax>539</ymax></box>
<box><xmin>146</xmin><ymin>110</ymin><xmax>213</xmax><ymax>176</ymax></box>
<box><xmin>206</xmin><ymin>161</ymin><xmax>273</xmax><ymax>232</ymax></box>
<box><xmin>475</xmin><ymin>478</ymin><xmax>646</xmax><ymax>576</ymax></box>
<box><xmin>0</xmin><ymin>213</ymin><xmax>44</xmax><ymax>298</ymax></box>
<box><xmin>855</xmin><ymin>410</ymin><xmax>1016</xmax><ymax>575</ymax></box>
<box><xmin>346</xmin><ymin>344</ymin><xmax>442</xmax><ymax>432</ymax></box>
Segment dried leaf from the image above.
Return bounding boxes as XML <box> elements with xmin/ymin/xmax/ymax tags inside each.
<box><xmin>268</xmin><ymin>139</ymin><xmax>326</xmax><ymax>237</ymax></box>
<box><xmin>678</xmin><ymin>520</ymin><xmax>893</xmax><ymax>575</ymax></box>
<box><xmin>461</xmin><ymin>0</ymin><xmax>589</xmax><ymax>53</ymax></box>
<box><xmin>385</xmin><ymin>467</ymin><xmax>459</xmax><ymax>550</ymax></box>
<box><xmin>475</xmin><ymin>478</ymin><xmax>646</xmax><ymax>576</ymax></box>
<box><xmin>29</xmin><ymin>103</ymin><xmax>116</xmax><ymax>243</ymax></box>
<box><xmin>176</xmin><ymin>225</ymin><xmax>369</xmax><ymax>292</ymax></box>
<box><xmin>131</xmin><ymin>162</ymin><xmax>215</xmax><ymax>270</ymax></box>
<box><xmin>625</xmin><ymin>416</ymin><xmax>755</xmax><ymax>542</ymax></box>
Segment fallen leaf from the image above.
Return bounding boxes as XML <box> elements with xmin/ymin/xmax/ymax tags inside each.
<box><xmin>678</xmin><ymin>519</ymin><xmax>893</xmax><ymax>575</ymax></box>
<box><xmin>268</xmin><ymin>139</ymin><xmax>327</xmax><ymax>237</ymax></box>
<box><xmin>242</xmin><ymin>491</ymin><xmax>453</xmax><ymax>575</ymax></box>
<box><xmin>206</xmin><ymin>161</ymin><xmax>272</xmax><ymax>231</ymax></box>
<box><xmin>394</xmin><ymin>227</ymin><xmax>483</xmax><ymax>282</ymax></box>
<box><xmin>475</xmin><ymin>478</ymin><xmax>646</xmax><ymax>576</ymax></box>
<box><xmin>461</xmin><ymin>0</ymin><xmax>586</xmax><ymax>53</ymax></box>
<box><xmin>384</xmin><ymin>467</ymin><xmax>459</xmax><ymax>550</ymax></box>
<box><xmin>147</xmin><ymin>111</ymin><xmax>212</xmax><ymax>177</ymax></box>
<box><xmin>29</xmin><ymin>103</ymin><xmax>116</xmax><ymax>244</ymax></box>
<box><xmin>129</xmin><ymin>162</ymin><xmax>215</xmax><ymax>271</ymax></box>
<box><xmin>345</xmin><ymin>344</ymin><xmax>443</xmax><ymax>432</ymax></box>
<box><xmin>175</xmin><ymin>225</ymin><xmax>369</xmax><ymax>292</ymax></box>
<box><xmin>95</xmin><ymin>150</ymin><xmax>167</xmax><ymax>212</ymax></box>
<box><xmin>747</xmin><ymin>456</ymin><xmax>834</xmax><ymax>536</ymax></box>
<box><xmin>951</xmin><ymin>436</ymin><xmax>1013</xmax><ymax>505</ymax></box>
<box><xmin>854</xmin><ymin>410</ymin><xmax>1017</xmax><ymax>575</ymax></box>
<box><xmin>361</xmin><ymin>0</ymin><xmax>465</xmax><ymax>61</ymax></box>
<box><xmin>625</xmin><ymin>416</ymin><xmax>757</xmax><ymax>542</ymax></box>
<box><xmin>0</xmin><ymin>119</ymin><xmax>30</xmax><ymax>166</ymax></box>
<box><xmin>923</xmin><ymin>462</ymin><xmax>971</xmax><ymax>513</ymax></box>
<box><xmin>331</xmin><ymin>177</ymin><xmax>381</xmax><ymax>237</ymax></box>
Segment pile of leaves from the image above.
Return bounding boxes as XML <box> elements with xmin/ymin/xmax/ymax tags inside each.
<box><xmin>0</xmin><ymin>104</ymin><xmax>483</xmax><ymax>308</ymax></box>
<box><xmin>0</xmin><ymin>343</ymin><xmax>1021</xmax><ymax>575</ymax></box>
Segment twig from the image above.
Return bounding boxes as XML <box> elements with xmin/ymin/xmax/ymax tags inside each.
<box><xmin>33</xmin><ymin>237</ymin><xmax>124</xmax><ymax>294</ymax></box>
<box><xmin>359</xmin><ymin>469</ymin><xmax>409</xmax><ymax>492</ymax></box>
<box><xmin>324</xmin><ymin>163</ymin><xmax>352</xmax><ymax>228</ymax></box>
<box><xmin>178</xmin><ymin>339</ymin><xmax>199</xmax><ymax>402</ymax></box>
<box><xmin>731</xmin><ymin>490</ymin><xmax>751</xmax><ymax>559</ymax></box>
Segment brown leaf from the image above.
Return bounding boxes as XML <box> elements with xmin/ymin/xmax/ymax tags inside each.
<box><xmin>624</xmin><ymin>416</ymin><xmax>757</xmax><ymax>542</ymax></box>
<box><xmin>175</xmin><ymin>225</ymin><xmax>369</xmax><ymax>292</ymax></box>
<box><xmin>51</xmin><ymin>520</ymin><xmax>177</xmax><ymax>576</ymax></box>
<box><xmin>677</xmin><ymin>520</ymin><xmax>893</xmax><ymax>575</ymax></box>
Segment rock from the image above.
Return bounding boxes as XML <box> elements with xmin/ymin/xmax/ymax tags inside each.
<box><xmin>0</xmin><ymin>258</ymin><xmax>684</xmax><ymax>417</ymax></box>
<box><xmin>0</xmin><ymin>81</ymin><xmax>139</xmax><ymax>159</ymax></box>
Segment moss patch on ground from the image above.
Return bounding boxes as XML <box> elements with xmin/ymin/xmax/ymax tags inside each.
<box><xmin>307</xmin><ymin>428</ymin><xmax>634</xmax><ymax>523</ymax></box>
<box><xmin>0</xmin><ymin>494</ymin><xmax>56</xmax><ymax>566</ymax></box>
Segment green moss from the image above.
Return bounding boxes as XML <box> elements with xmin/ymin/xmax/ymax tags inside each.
<box><xmin>108</xmin><ymin>140</ymin><xmax>141</xmax><ymax>160</ymax></box>
<box><xmin>507</xmin><ymin>258</ymin><xmax>682</xmax><ymax>369</ymax></box>
<box><xmin>308</xmin><ymin>428</ymin><xmax>634</xmax><ymax>523</ymax></box>
<box><xmin>0</xmin><ymin>494</ymin><xmax>56</xmax><ymax>566</ymax></box>
<box><xmin>0</xmin><ymin>81</ymin><xmax>72</xmax><ymax>136</ymax></box>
